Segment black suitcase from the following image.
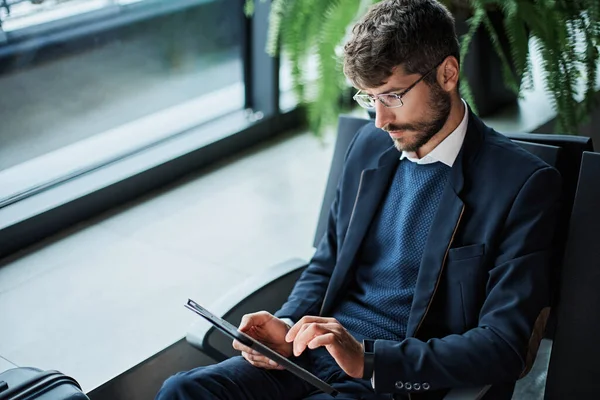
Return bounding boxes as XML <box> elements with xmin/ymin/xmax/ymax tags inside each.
<box><xmin>0</xmin><ymin>367</ymin><xmax>89</xmax><ymax>400</ymax></box>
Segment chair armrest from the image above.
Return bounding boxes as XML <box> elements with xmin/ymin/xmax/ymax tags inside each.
<box><xmin>186</xmin><ymin>257</ymin><xmax>309</xmax><ymax>361</ymax></box>
<box><xmin>443</xmin><ymin>386</ymin><xmax>491</xmax><ymax>400</ymax></box>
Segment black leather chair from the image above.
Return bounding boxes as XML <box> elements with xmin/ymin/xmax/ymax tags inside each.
<box><xmin>544</xmin><ymin>151</ymin><xmax>600</xmax><ymax>399</ymax></box>
<box><xmin>186</xmin><ymin>115</ymin><xmax>593</xmax><ymax>399</ymax></box>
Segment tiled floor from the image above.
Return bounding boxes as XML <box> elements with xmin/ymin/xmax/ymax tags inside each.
<box><xmin>0</xmin><ymin>130</ymin><xmax>335</xmax><ymax>391</ymax></box>
<box><xmin>514</xmin><ymin>339</ymin><xmax>551</xmax><ymax>399</ymax></box>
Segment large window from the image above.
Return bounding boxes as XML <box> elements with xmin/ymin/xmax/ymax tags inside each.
<box><xmin>0</xmin><ymin>0</ymin><xmax>244</xmax><ymax>206</ymax></box>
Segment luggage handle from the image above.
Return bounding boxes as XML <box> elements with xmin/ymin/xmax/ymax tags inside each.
<box><xmin>0</xmin><ymin>371</ymin><xmax>81</xmax><ymax>400</ymax></box>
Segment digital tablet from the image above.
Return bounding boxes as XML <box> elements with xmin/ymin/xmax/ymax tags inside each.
<box><xmin>185</xmin><ymin>299</ymin><xmax>339</xmax><ymax>397</ymax></box>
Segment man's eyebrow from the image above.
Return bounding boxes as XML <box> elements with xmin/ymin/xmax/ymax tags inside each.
<box><xmin>368</xmin><ymin>86</ymin><xmax>407</xmax><ymax>95</ymax></box>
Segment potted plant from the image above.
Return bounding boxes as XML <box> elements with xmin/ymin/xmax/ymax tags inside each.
<box><xmin>443</xmin><ymin>0</ymin><xmax>600</xmax><ymax>133</ymax></box>
<box><xmin>246</xmin><ymin>0</ymin><xmax>600</xmax><ymax>135</ymax></box>
<box><xmin>444</xmin><ymin>1</ymin><xmax>521</xmax><ymax>117</ymax></box>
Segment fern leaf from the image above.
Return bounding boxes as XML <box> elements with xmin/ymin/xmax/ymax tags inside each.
<box><xmin>458</xmin><ymin>6</ymin><xmax>485</xmax><ymax>113</ymax></box>
<box><xmin>265</xmin><ymin>0</ymin><xmax>290</xmax><ymax>56</ymax></box>
<box><xmin>481</xmin><ymin>13</ymin><xmax>520</xmax><ymax>94</ymax></box>
<box><xmin>279</xmin><ymin>0</ymin><xmax>317</xmax><ymax>103</ymax></box>
<box><xmin>503</xmin><ymin>1</ymin><xmax>529</xmax><ymax>82</ymax></box>
<box><xmin>243</xmin><ymin>0</ymin><xmax>254</xmax><ymax>17</ymax></box>
<box><xmin>309</xmin><ymin>0</ymin><xmax>362</xmax><ymax>134</ymax></box>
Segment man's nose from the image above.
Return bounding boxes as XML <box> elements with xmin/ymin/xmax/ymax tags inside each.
<box><xmin>374</xmin><ymin>101</ymin><xmax>394</xmax><ymax>130</ymax></box>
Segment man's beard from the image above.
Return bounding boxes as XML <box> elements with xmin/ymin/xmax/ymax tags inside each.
<box><xmin>384</xmin><ymin>83</ymin><xmax>452</xmax><ymax>153</ymax></box>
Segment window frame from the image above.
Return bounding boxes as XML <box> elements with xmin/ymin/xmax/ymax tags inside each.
<box><xmin>0</xmin><ymin>0</ymin><xmax>301</xmax><ymax>259</ymax></box>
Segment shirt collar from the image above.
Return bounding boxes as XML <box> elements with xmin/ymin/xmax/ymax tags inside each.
<box><xmin>400</xmin><ymin>99</ymin><xmax>469</xmax><ymax>167</ymax></box>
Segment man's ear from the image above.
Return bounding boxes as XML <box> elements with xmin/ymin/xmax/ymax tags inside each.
<box><xmin>438</xmin><ymin>56</ymin><xmax>460</xmax><ymax>92</ymax></box>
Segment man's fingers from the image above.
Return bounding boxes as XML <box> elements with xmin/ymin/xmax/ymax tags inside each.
<box><xmin>308</xmin><ymin>332</ymin><xmax>335</xmax><ymax>349</ymax></box>
<box><xmin>293</xmin><ymin>323</ymin><xmax>321</xmax><ymax>355</ymax></box>
<box><xmin>241</xmin><ymin>351</ymin><xmax>268</xmax><ymax>363</ymax></box>
<box><xmin>286</xmin><ymin>316</ymin><xmax>328</xmax><ymax>341</ymax></box>
<box><xmin>232</xmin><ymin>339</ymin><xmax>248</xmax><ymax>352</ymax></box>
<box><xmin>293</xmin><ymin>322</ymin><xmax>336</xmax><ymax>356</ymax></box>
<box><xmin>286</xmin><ymin>316</ymin><xmax>333</xmax><ymax>342</ymax></box>
<box><xmin>294</xmin><ymin>321</ymin><xmax>313</xmax><ymax>342</ymax></box>
<box><xmin>241</xmin><ymin>352</ymin><xmax>283</xmax><ymax>370</ymax></box>
<box><xmin>232</xmin><ymin>339</ymin><xmax>260</xmax><ymax>355</ymax></box>
<box><xmin>239</xmin><ymin>311</ymin><xmax>272</xmax><ymax>331</ymax></box>
<box><xmin>245</xmin><ymin>360</ymin><xmax>284</xmax><ymax>370</ymax></box>
<box><xmin>239</xmin><ymin>314</ymin><xmax>257</xmax><ymax>331</ymax></box>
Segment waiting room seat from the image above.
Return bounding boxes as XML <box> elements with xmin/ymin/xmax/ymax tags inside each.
<box><xmin>544</xmin><ymin>151</ymin><xmax>600</xmax><ymax>399</ymax></box>
<box><xmin>186</xmin><ymin>116</ymin><xmax>593</xmax><ymax>399</ymax></box>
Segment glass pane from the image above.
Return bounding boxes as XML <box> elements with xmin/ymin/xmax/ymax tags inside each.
<box><xmin>0</xmin><ymin>0</ymin><xmax>244</xmax><ymax>202</ymax></box>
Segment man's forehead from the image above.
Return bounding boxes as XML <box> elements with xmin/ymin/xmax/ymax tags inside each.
<box><xmin>360</xmin><ymin>65</ymin><xmax>414</xmax><ymax>95</ymax></box>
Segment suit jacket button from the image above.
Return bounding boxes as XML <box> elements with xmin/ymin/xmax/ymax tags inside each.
<box><xmin>395</xmin><ymin>381</ymin><xmax>404</xmax><ymax>389</ymax></box>
<box><xmin>423</xmin><ymin>382</ymin><xmax>430</xmax><ymax>390</ymax></box>
<box><xmin>405</xmin><ymin>383</ymin><xmax>413</xmax><ymax>390</ymax></box>
<box><xmin>413</xmin><ymin>383</ymin><xmax>421</xmax><ymax>390</ymax></box>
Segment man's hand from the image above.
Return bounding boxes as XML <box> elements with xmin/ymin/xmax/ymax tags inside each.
<box><xmin>285</xmin><ymin>316</ymin><xmax>364</xmax><ymax>379</ymax></box>
<box><xmin>232</xmin><ymin>311</ymin><xmax>293</xmax><ymax>370</ymax></box>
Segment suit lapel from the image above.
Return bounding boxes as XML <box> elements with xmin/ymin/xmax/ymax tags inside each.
<box><xmin>320</xmin><ymin>146</ymin><xmax>399</xmax><ymax>315</ymax></box>
<box><xmin>407</xmin><ymin>107</ymin><xmax>484</xmax><ymax>337</ymax></box>
<box><xmin>405</xmin><ymin>185</ymin><xmax>465</xmax><ymax>337</ymax></box>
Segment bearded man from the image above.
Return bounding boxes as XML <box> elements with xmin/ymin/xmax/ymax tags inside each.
<box><xmin>157</xmin><ymin>1</ymin><xmax>561</xmax><ymax>399</ymax></box>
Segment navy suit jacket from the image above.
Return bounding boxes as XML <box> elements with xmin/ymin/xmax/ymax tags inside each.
<box><xmin>275</xmin><ymin>110</ymin><xmax>562</xmax><ymax>398</ymax></box>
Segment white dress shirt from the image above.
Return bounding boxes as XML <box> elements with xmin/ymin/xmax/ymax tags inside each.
<box><xmin>399</xmin><ymin>99</ymin><xmax>469</xmax><ymax>167</ymax></box>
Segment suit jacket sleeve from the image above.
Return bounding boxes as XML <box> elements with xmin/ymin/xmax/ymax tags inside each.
<box><xmin>369</xmin><ymin>166</ymin><xmax>562</xmax><ymax>394</ymax></box>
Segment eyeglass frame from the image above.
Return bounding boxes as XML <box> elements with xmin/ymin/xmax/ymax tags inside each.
<box><xmin>352</xmin><ymin>58</ymin><xmax>446</xmax><ymax>110</ymax></box>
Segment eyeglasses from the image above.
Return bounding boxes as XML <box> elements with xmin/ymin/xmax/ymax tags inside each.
<box><xmin>353</xmin><ymin>60</ymin><xmax>444</xmax><ymax>110</ymax></box>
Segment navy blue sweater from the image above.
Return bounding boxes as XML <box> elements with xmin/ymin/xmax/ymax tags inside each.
<box><xmin>333</xmin><ymin>159</ymin><xmax>451</xmax><ymax>341</ymax></box>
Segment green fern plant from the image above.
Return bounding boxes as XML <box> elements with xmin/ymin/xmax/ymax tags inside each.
<box><xmin>245</xmin><ymin>0</ymin><xmax>365</xmax><ymax>134</ymax></box>
<box><xmin>246</xmin><ymin>0</ymin><xmax>600</xmax><ymax>135</ymax></box>
<box><xmin>445</xmin><ymin>0</ymin><xmax>600</xmax><ymax>134</ymax></box>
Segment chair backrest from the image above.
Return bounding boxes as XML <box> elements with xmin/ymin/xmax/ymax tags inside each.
<box><xmin>544</xmin><ymin>152</ymin><xmax>600</xmax><ymax>399</ymax></box>
<box><xmin>313</xmin><ymin>115</ymin><xmax>370</xmax><ymax>247</ymax></box>
<box><xmin>505</xmin><ymin>133</ymin><xmax>593</xmax><ymax>341</ymax></box>
<box><xmin>510</xmin><ymin>140</ymin><xmax>561</xmax><ymax>166</ymax></box>
<box><xmin>504</xmin><ymin>133</ymin><xmax>593</xmax><ymax>263</ymax></box>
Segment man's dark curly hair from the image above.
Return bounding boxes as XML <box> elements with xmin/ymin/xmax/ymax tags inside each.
<box><xmin>343</xmin><ymin>0</ymin><xmax>460</xmax><ymax>89</ymax></box>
